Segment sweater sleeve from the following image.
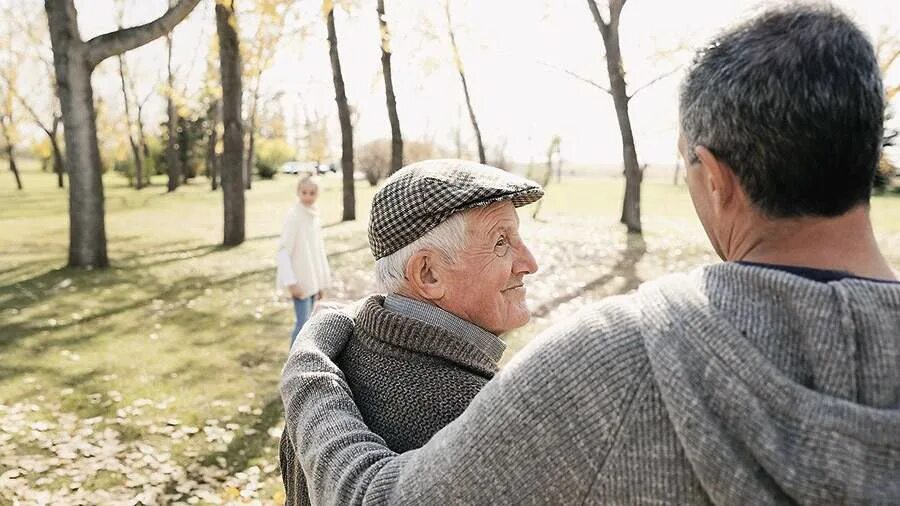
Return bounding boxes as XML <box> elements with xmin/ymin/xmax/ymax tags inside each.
<box><xmin>280</xmin><ymin>297</ymin><xmax>650</xmax><ymax>505</ymax></box>
<box><xmin>276</xmin><ymin>210</ymin><xmax>299</xmax><ymax>289</ymax></box>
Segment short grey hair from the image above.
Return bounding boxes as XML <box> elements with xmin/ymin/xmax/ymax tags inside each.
<box><xmin>678</xmin><ymin>4</ymin><xmax>883</xmax><ymax>218</ymax></box>
<box><xmin>375</xmin><ymin>211</ymin><xmax>468</xmax><ymax>293</ymax></box>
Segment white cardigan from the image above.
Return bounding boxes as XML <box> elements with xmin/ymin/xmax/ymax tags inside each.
<box><xmin>275</xmin><ymin>203</ymin><xmax>332</xmax><ymax>297</ymax></box>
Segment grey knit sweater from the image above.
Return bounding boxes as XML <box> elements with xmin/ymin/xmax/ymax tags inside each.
<box><xmin>279</xmin><ymin>295</ymin><xmax>502</xmax><ymax>505</ymax></box>
<box><xmin>281</xmin><ymin>263</ymin><xmax>900</xmax><ymax>505</ymax></box>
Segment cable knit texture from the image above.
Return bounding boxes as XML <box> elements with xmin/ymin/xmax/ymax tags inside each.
<box><xmin>281</xmin><ymin>263</ymin><xmax>900</xmax><ymax>505</ymax></box>
<box><xmin>280</xmin><ymin>295</ymin><xmax>500</xmax><ymax>505</ymax></box>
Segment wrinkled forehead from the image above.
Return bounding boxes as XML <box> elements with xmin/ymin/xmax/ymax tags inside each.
<box><xmin>464</xmin><ymin>201</ymin><xmax>519</xmax><ymax>235</ymax></box>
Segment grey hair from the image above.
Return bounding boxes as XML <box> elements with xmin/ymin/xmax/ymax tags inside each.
<box><xmin>678</xmin><ymin>3</ymin><xmax>884</xmax><ymax>218</ymax></box>
<box><xmin>374</xmin><ymin>211</ymin><xmax>468</xmax><ymax>293</ymax></box>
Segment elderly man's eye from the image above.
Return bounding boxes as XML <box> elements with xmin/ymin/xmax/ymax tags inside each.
<box><xmin>493</xmin><ymin>236</ymin><xmax>510</xmax><ymax>257</ymax></box>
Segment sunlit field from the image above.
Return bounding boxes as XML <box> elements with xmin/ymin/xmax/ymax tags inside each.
<box><xmin>1</xmin><ymin>164</ymin><xmax>899</xmax><ymax>503</ymax></box>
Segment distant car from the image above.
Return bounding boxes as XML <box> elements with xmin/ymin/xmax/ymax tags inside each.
<box><xmin>280</xmin><ymin>161</ymin><xmax>335</xmax><ymax>175</ymax></box>
<box><xmin>280</xmin><ymin>161</ymin><xmax>314</xmax><ymax>175</ymax></box>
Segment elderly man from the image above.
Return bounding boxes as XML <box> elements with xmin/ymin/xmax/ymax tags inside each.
<box><xmin>281</xmin><ymin>5</ymin><xmax>900</xmax><ymax>505</ymax></box>
<box><xmin>279</xmin><ymin>159</ymin><xmax>542</xmax><ymax>504</ymax></box>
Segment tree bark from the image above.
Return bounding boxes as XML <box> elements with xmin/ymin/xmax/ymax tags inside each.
<box><xmin>377</xmin><ymin>0</ymin><xmax>403</xmax><ymax>174</ymax></box>
<box><xmin>207</xmin><ymin>99</ymin><xmax>220</xmax><ymax>191</ymax></box>
<box><xmin>165</xmin><ymin>33</ymin><xmax>180</xmax><ymax>192</ymax></box>
<box><xmin>587</xmin><ymin>0</ymin><xmax>642</xmax><ymax>234</ymax></box>
<box><xmin>45</xmin><ymin>0</ymin><xmax>199</xmax><ymax>268</ymax></box>
<box><xmin>326</xmin><ymin>7</ymin><xmax>355</xmax><ymax>221</ymax></box>
<box><xmin>50</xmin><ymin>116</ymin><xmax>65</xmax><ymax>189</ymax></box>
<box><xmin>0</xmin><ymin>73</ymin><xmax>66</xmax><ymax>189</ymax></box>
<box><xmin>245</xmin><ymin>124</ymin><xmax>254</xmax><ymax>189</ymax></box>
<box><xmin>116</xmin><ymin>54</ymin><xmax>144</xmax><ymax>189</ymax></box>
<box><xmin>131</xmin><ymin>75</ymin><xmax>153</xmax><ymax>187</ymax></box>
<box><xmin>7</xmin><ymin>147</ymin><xmax>22</xmax><ymax>190</ymax></box>
<box><xmin>216</xmin><ymin>0</ymin><xmax>244</xmax><ymax>245</ymax></box>
<box><xmin>1</xmin><ymin>118</ymin><xmax>23</xmax><ymax>190</ymax></box>
<box><xmin>244</xmin><ymin>80</ymin><xmax>258</xmax><ymax>190</ymax></box>
<box><xmin>445</xmin><ymin>1</ymin><xmax>485</xmax><ymax>164</ymax></box>
<box><xmin>135</xmin><ymin>101</ymin><xmax>150</xmax><ymax>187</ymax></box>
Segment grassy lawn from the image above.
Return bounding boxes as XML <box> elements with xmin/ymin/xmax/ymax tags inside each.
<box><xmin>1</xmin><ymin>164</ymin><xmax>898</xmax><ymax>504</ymax></box>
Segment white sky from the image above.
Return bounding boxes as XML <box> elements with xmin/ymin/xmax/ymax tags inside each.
<box><xmin>10</xmin><ymin>0</ymin><xmax>900</xmax><ymax>165</ymax></box>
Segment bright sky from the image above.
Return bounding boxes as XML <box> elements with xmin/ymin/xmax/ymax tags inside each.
<box><xmin>20</xmin><ymin>0</ymin><xmax>900</xmax><ymax>165</ymax></box>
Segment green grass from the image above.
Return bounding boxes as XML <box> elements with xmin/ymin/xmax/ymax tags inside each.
<box><xmin>0</xmin><ymin>162</ymin><xmax>898</xmax><ymax>503</ymax></box>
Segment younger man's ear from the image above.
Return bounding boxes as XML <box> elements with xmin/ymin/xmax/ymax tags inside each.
<box><xmin>404</xmin><ymin>250</ymin><xmax>445</xmax><ymax>301</ymax></box>
<box><xmin>694</xmin><ymin>145</ymin><xmax>737</xmax><ymax>211</ymax></box>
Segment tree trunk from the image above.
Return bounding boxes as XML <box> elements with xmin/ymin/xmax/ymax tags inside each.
<box><xmin>245</xmin><ymin>126</ymin><xmax>254</xmax><ymax>189</ymax></box>
<box><xmin>4</xmin><ymin>143</ymin><xmax>22</xmax><ymax>190</ymax></box>
<box><xmin>135</xmin><ymin>103</ymin><xmax>150</xmax><ymax>187</ymax></box>
<box><xmin>457</xmin><ymin>71</ymin><xmax>485</xmax><ymax>164</ymax></box>
<box><xmin>216</xmin><ymin>0</ymin><xmax>244</xmax><ymax>245</ymax></box>
<box><xmin>116</xmin><ymin>54</ymin><xmax>144</xmax><ymax>190</ymax></box>
<box><xmin>445</xmin><ymin>2</ymin><xmax>485</xmax><ymax>164</ymax></box>
<box><xmin>605</xmin><ymin>33</ymin><xmax>641</xmax><ymax>233</ymax></box>
<box><xmin>46</xmin><ymin>1</ymin><xmax>108</xmax><ymax>267</ymax></box>
<box><xmin>377</xmin><ymin>0</ymin><xmax>403</xmax><ymax>174</ymax></box>
<box><xmin>326</xmin><ymin>7</ymin><xmax>355</xmax><ymax>221</ymax></box>
<box><xmin>244</xmin><ymin>92</ymin><xmax>256</xmax><ymax>190</ymax></box>
<box><xmin>178</xmin><ymin>115</ymin><xmax>194</xmax><ymax>182</ymax></box>
<box><xmin>207</xmin><ymin>100</ymin><xmax>219</xmax><ymax>191</ymax></box>
<box><xmin>244</xmin><ymin>75</ymin><xmax>259</xmax><ymax>191</ymax></box>
<box><xmin>50</xmin><ymin>116</ymin><xmax>65</xmax><ymax>189</ymax></box>
<box><xmin>165</xmin><ymin>33</ymin><xmax>179</xmax><ymax>192</ymax></box>
<box><xmin>588</xmin><ymin>0</ymin><xmax>641</xmax><ymax>234</ymax></box>
<box><xmin>46</xmin><ymin>0</ymin><xmax>200</xmax><ymax>267</ymax></box>
<box><xmin>0</xmin><ymin>113</ymin><xmax>22</xmax><ymax>190</ymax></box>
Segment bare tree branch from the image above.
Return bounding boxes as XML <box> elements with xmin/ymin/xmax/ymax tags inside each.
<box><xmin>84</xmin><ymin>0</ymin><xmax>202</xmax><ymax>68</ymax></box>
<box><xmin>609</xmin><ymin>0</ymin><xmax>626</xmax><ymax>28</ymax></box>
<box><xmin>0</xmin><ymin>73</ymin><xmax>51</xmax><ymax>134</ymax></box>
<box><xmin>586</xmin><ymin>0</ymin><xmax>609</xmax><ymax>36</ymax></box>
<box><xmin>587</xmin><ymin>0</ymin><xmax>626</xmax><ymax>38</ymax></box>
<box><xmin>881</xmin><ymin>47</ymin><xmax>900</xmax><ymax>75</ymax></box>
<box><xmin>535</xmin><ymin>58</ymin><xmax>611</xmax><ymax>95</ymax></box>
<box><xmin>887</xmin><ymin>84</ymin><xmax>900</xmax><ymax>103</ymax></box>
<box><xmin>627</xmin><ymin>66</ymin><xmax>682</xmax><ymax>100</ymax></box>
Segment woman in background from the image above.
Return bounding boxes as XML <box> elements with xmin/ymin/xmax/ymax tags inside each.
<box><xmin>276</xmin><ymin>175</ymin><xmax>331</xmax><ymax>347</ymax></box>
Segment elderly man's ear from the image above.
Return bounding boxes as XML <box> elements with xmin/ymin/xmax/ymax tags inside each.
<box><xmin>403</xmin><ymin>250</ymin><xmax>446</xmax><ymax>301</ymax></box>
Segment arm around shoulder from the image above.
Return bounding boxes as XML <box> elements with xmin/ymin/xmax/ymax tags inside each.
<box><xmin>281</xmin><ymin>296</ymin><xmax>650</xmax><ymax>505</ymax></box>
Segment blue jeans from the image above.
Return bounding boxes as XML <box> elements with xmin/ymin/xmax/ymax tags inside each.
<box><xmin>290</xmin><ymin>296</ymin><xmax>315</xmax><ymax>348</ymax></box>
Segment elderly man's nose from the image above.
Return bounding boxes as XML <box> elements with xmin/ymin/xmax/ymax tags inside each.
<box><xmin>514</xmin><ymin>242</ymin><xmax>538</xmax><ymax>275</ymax></box>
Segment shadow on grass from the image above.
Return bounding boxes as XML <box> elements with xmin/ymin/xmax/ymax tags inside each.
<box><xmin>198</xmin><ymin>394</ymin><xmax>284</xmax><ymax>474</ymax></box>
<box><xmin>0</xmin><ymin>259</ymin><xmax>58</xmax><ymax>282</ymax></box>
<box><xmin>530</xmin><ymin>233</ymin><xmax>647</xmax><ymax>319</ymax></box>
<box><xmin>0</xmin><ymin>363</ymin><xmax>55</xmax><ymax>384</ymax></box>
<box><xmin>0</xmin><ymin>235</ymin><xmax>368</xmax><ymax>358</ymax></box>
<box><xmin>2</xmin><ymin>366</ymin><xmax>113</xmax><ymax>410</ymax></box>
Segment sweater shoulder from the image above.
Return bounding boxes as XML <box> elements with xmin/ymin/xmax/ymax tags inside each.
<box><xmin>511</xmin><ymin>293</ymin><xmax>648</xmax><ymax>378</ymax></box>
<box><xmin>502</xmin><ymin>294</ymin><xmax>651</xmax><ymax>436</ymax></box>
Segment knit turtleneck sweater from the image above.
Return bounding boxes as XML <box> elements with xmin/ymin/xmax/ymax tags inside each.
<box><xmin>279</xmin><ymin>294</ymin><xmax>503</xmax><ymax>505</ymax></box>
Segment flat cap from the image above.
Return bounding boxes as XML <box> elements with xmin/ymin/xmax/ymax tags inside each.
<box><xmin>368</xmin><ymin>159</ymin><xmax>544</xmax><ymax>259</ymax></box>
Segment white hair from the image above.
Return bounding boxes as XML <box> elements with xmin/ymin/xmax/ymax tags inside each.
<box><xmin>375</xmin><ymin>211</ymin><xmax>468</xmax><ymax>293</ymax></box>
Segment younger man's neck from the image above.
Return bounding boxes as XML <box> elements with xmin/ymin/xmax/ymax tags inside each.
<box><xmin>738</xmin><ymin>206</ymin><xmax>897</xmax><ymax>281</ymax></box>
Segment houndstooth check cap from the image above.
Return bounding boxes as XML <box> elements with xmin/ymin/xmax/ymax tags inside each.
<box><xmin>368</xmin><ymin>159</ymin><xmax>544</xmax><ymax>260</ymax></box>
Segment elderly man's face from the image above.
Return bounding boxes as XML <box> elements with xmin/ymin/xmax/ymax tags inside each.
<box><xmin>436</xmin><ymin>202</ymin><xmax>538</xmax><ymax>335</ymax></box>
